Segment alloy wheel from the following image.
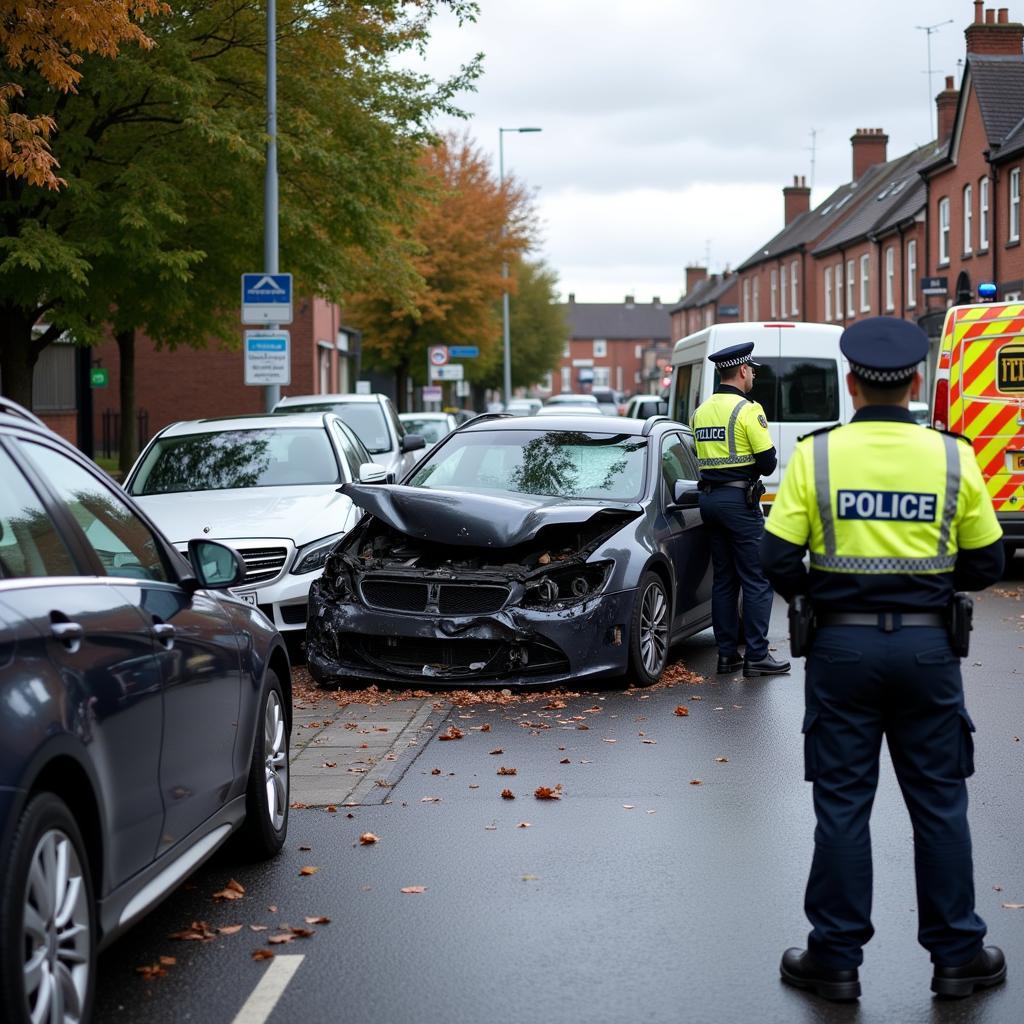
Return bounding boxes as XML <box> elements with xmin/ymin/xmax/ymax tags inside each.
<box><xmin>22</xmin><ymin>829</ymin><xmax>91</xmax><ymax>1024</ymax></box>
<box><xmin>639</xmin><ymin>581</ymin><xmax>669</xmax><ymax>675</ymax></box>
<box><xmin>264</xmin><ymin>690</ymin><xmax>289</xmax><ymax>831</ymax></box>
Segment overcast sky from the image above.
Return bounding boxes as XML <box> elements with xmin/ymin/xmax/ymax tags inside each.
<box><xmin>420</xmin><ymin>0</ymin><xmax>976</xmax><ymax>302</ymax></box>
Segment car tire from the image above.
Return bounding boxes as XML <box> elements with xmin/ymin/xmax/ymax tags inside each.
<box><xmin>628</xmin><ymin>571</ymin><xmax>671</xmax><ymax>686</ymax></box>
<box><xmin>0</xmin><ymin>792</ymin><xmax>95</xmax><ymax>1024</ymax></box>
<box><xmin>234</xmin><ymin>670</ymin><xmax>290</xmax><ymax>860</ymax></box>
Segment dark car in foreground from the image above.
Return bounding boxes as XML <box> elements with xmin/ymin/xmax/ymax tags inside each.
<box><xmin>307</xmin><ymin>414</ymin><xmax>712</xmax><ymax>688</ymax></box>
<box><xmin>0</xmin><ymin>400</ymin><xmax>292</xmax><ymax>1024</ymax></box>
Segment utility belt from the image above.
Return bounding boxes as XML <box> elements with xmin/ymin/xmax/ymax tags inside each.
<box><xmin>788</xmin><ymin>592</ymin><xmax>974</xmax><ymax>659</ymax></box>
<box><xmin>699</xmin><ymin>477</ymin><xmax>765</xmax><ymax>510</ymax></box>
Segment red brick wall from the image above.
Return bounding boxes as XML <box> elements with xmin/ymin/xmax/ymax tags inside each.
<box><xmin>552</xmin><ymin>337</ymin><xmax>662</xmax><ymax>397</ymax></box>
<box><xmin>39</xmin><ymin>412</ymin><xmax>77</xmax><ymax>446</ymax></box>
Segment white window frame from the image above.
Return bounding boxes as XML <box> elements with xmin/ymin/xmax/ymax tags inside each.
<box><xmin>963</xmin><ymin>183</ymin><xmax>973</xmax><ymax>255</ymax></box>
<box><xmin>906</xmin><ymin>238</ymin><xmax>917</xmax><ymax>309</ymax></box>
<box><xmin>742</xmin><ymin>278</ymin><xmax>750</xmax><ymax>320</ymax></box>
<box><xmin>753</xmin><ymin>277</ymin><xmax>760</xmax><ymax>320</ymax></box>
<box><xmin>938</xmin><ymin>197</ymin><xmax>950</xmax><ymax>264</ymax></box>
<box><xmin>562</xmin><ymin>341</ymin><xmax>570</xmax><ymax>358</ymax></box>
<box><xmin>979</xmin><ymin>177</ymin><xmax>990</xmax><ymax>250</ymax></box>
<box><xmin>780</xmin><ymin>265</ymin><xmax>788</xmax><ymax>318</ymax></box>
<box><xmin>1010</xmin><ymin>168</ymin><xmax>1021</xmax><ymax>243</ymax></box>
<box><xmin>770</xmin><ymin>268</ymin><xmax>778</xmax><ymax>318</ymax></box>
<box><xmin>860</xmin><ymin>253</ymin><xmax>871</xmax><ymax>312</ymax></box>
<box><xmin>834</xmin><ymin>261</ymin><xmax>844</xmax><ymax>320</ymax></box>
<box><xmin>593</xmin><ymin>339</ymin><xmax>607</xmax><ymax>358</ymax></box>
<box><xmin>824</xmin><ymin>266</ymin><xmax>833</xmax><ymax>322</ymax></box>
<box><xmin>846</xmin><ymin>258</ymin><xmax>855</xmax><ymax>319</ymax></box>
<box><xmin>790</xmin><ymin>259</ymin><xmax>799</xmax><ymax>315</ymax></box>
<box><xmin>560</xmin><ymin>366</ymin><xmax>571</xmax><ymax>391</ymax></box>
<box><xmin>593</xmin><ymin>366</ymin><xmax>610</xmax><ymax>388</ymax></box>
<box><xmin>885</xmin><ymin>246</ymin><xmax>895</xmax><ymax>311</ymax></box>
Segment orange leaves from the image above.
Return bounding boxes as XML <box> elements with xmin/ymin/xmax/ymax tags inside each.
<box><xmin>689</xmin><ymin>779</ymin><xmax>703</xmax><ymax>786</ymax></box>
<box><xmin>501</xmin><ymin>789</ymin><xmax>515</xmax><ymax>800</ymax></box>
<box><xmin>674</xmin><ymin>706</ymin><xmax>689</xmax><ymax>717</ymax></box>
<box><xmin>489</xmin><ymin>748</ymin><xmax>504</xmax><ymax>755</ymax></box>
<box><xmin>359</xmin><ymin>833</ymin><xmax>379</xmax><ymax>845</ymax></box>
<box><xmin>252</xmin><ymin>949</ymin><xmax>275</xmax><ymax>961</ymax></box>
<box><xmin>299</xmin><ymin>866</ymin><xmax>320</xmax><ymax>876</ymax></box>
<box><xmin>438</xmin><ymin>725</ymin><xmax>464</xmax><ymax>741</ymax></box>
<box><xmin>212</xmin><ymin>879</ymin><xmax>245</xmax><ymax>902</ymax></box>
<box><xmin>559</xmin><ymin>758</ymin><xmax>571</xmax><ymax>764</ymax></box>
<box><xmin>400</xmin><ymin>886</ymin><xmax>427</xmax><ymax>894</ymax></box>
<box><xmin>169</xmin><ymin>921</ymin><xmax>217</xmax><ymax>942</ymax></box>
<box><xmin>217</xmin><ymin>925</ymin><xmax>243</xmax><ymax>936</ymax></box>
<box><xmin>534</xmin><ymin>785</ymin><xmax>562</xmax><ymax>800</ymax></box>
<box><xmin>497</xmin><ymin>766</ymin><xmax>517</xmax><ymax>776</ymax></box>
<box><xmin>715</xmin><ymin>757</ymin><xmax>729</xmax><ymax>764</ymax></box>
<box><xmin>305</xmin><ymin>915</ymin><xmax>331</xmax><ymax>925</ymax></box>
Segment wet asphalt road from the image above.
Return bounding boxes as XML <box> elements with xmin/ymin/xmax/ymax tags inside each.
<box><xmin>95</xmin><ymin>556</ymin><xmax>1024</xmax><ymax>1024</ymax></box>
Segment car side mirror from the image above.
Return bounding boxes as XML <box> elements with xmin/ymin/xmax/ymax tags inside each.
<box><xmin>186</xmin><ymin>539</ymin><xmax>247</xmax><ymax>590</ymax></box>
<box><xmin>401</xmin><ymin>433</ymin><xmax>426</xmax><ymax>453</ymax></box>
<box><xmin>671</xmin><ymin>479</ymin><xmax>702</xmax><ymax>510</ymax></box>
<box><xmin>358</xmin><ymin>462</ymin><xmax>388</xmax><ymax>485</ymax></box>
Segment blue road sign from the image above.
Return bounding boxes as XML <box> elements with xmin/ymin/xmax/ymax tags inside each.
<box><xmin>242</xmin><ymin>273</ymin><xmax>293</xmax><ymax>324</ymax></box>
<box><xmin>448</xmin><ymin>346</ymin><xmax>479</xmax><ymax>358</ymax></box>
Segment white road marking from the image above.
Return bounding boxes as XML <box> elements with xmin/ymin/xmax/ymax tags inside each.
<box><xmin>230</xmin><ymin>955</ymin><xmax>305</xmax><ymax>1024</ymax></box>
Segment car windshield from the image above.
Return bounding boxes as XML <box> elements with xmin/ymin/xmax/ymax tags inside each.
<box><xmin>276</xmin><ymin>402</ymin><xmax>391</xmax><ymax>453</ymax></box>
<box><xmin>408</xmin><ymin>429</ymin><xmax>647</xmax><ymax>501</ymax></box>
<box><xmin>128</xmin><ymin>428</ymin><xmax>339</xmax><ymax>495</ymax></box>
<box><xmin>400</xmin><ymin>418</ymin><xmax>449</xmax><ymax>445</ymax></box>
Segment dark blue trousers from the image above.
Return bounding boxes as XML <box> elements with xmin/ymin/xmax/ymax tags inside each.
<box><xmin>697</xmin><ymin>487</ymin><xmax>773</xmax><ymax>660</ymax></box>
<box><xmin>803</xmin><ymin>624</ymin><xmax>986</xmax><ymax>969</ymax></box>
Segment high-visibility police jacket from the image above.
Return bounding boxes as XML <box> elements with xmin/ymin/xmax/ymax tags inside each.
<box><xmin>691</xmin><ymin>385</ymin><xmax>776</xmax><ymax>483</ymax></box>
<box><xmin>764</xmin><ymin>406</ymin><xmax>1003</xmax><ymax>612</ymax></box>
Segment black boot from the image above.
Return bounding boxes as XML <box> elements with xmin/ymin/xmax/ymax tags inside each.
<box><xmin>932</xmin><ymin>946</ymin><xmax>1006</xmax><ymax>998</ymax></box>
<box><xmin>717</xmin><ymin>653</ymin><xmax>742</xmax><ymax>675</ymax></box>
<box><xmin>744</xmin><ymin>654</ymin><xmax>791</xmax><ymax>677</ymax></box>
<box><xmin>780</xmin><ymin>948</ymin><xmax>860</xmax><ymax>1002</ymax></box>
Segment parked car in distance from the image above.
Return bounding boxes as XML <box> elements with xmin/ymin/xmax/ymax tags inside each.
<box><xmin>544</xmin><ymin>393</ymin><xmax>600</xmax><ymax>410</ymax></box>
<box><xmin>125</xmin><ymin>412</ymin><xmax>378</xmax><ymax>649</ymax></box>
<box><xmin>273</xmin><ymin>393</ymin><xmax>425</xmax><ymax>480</ymax></box>
<box><xmin>590</xmin><ymin>386</ymin><xmax>620</xmax><ymax>416</ymax></box>
<box><xmin>399</xmin><ymin>411</ymin><xmax>458</xmax><ymax>450</ymax></box>
<box><xmin>505</xmin><ymin>399</ymin><xmax>542</xmax><ymax>417</ymax></box>
<box><xmin>623</xmin><ymin>394</ymin><xmax>669</xmax><ymax>420</ymax></box>
<box><xmin>306</xmin><ymin>412</ymin><xmax>713</xmax><ymax>690</ymax></box>
<box><xmin>0</xmin><ymin>398</ymin><xmax>291</xmax><ymax>1024</ymax></box>
<box><xmin>909</xmin><ymin>400</ymin><xmax>930</xmax><ymax>426</ymax></box>
<box><xmin>450</xmin><ymin>409</ymin><xmax>479</xmax><ymax>426</ymax></box>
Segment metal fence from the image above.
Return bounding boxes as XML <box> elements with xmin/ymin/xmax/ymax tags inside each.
<box><xmin>100</xmin><ymin>408</ymin><xmax>150</xmax><ymax>460</ymax></box>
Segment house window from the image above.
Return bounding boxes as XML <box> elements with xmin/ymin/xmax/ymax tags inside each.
<box><xmin>616</xmin><ymin>366</ymin><xmax>623</xmax><ymax>392</ymax></box>
<box><xmin>753</xmin><ymin>277</ymin><xmax>760</xmax><ymax>320</ymax></box>
<box><xmin>593</xmin><ymin>339</ymin><xmax>607</xmax><ymax>358</ymax></box>
<box><xmin>980</xmin><ymin>177</ymin><xmax>990</xmax><ymax>249</ymax></box>
<box><xmin>562</xmin><ymin>341</ymin><xmax>570</xmax><ymax>358</ymax></box>
<box><xmin>593</xmin><ymin>366</ymin><xmax>610</xmax><ymax>388</ymax></box>
<box><xmin>635</xmin><ymin>344</ymin><xmax>643</xmax><ymax>359</ymax></box>
<box><xmin>835</xmin><ymin>262</ymin><xmax>844</xmax><ymax>320</ymax></box>
<box><xmin>560</xmin><ymin>366</ymin><xmax>571</xmax><ymax>391</ymax></box>
<box><xmin>860</xmin><ymin>253</ymin><xmax>871</xmax><ymax>312</ymax></box>
<box><xmin>938</xmin><ymin>197</ymin><xmax>950</xmax><ymax>263</ymax></box>
<box><xmin>846</xmin><ymin>259</ymin><xmax>855</xmax><ymax>318</ymax></box>
<box><xmin>780</xmin><ymin>265</ymin><xmax>788</xmax><ymax>318</ymax></box>
<box><xmin>542</xmin><ymin>371</ymin><xmax>553</xmax><ymax>391</ymax></box>
<box><xmin>906</xmin><ymin>239</ymin><xmax>918</xmax><ymax>308</ymax></box>
<box><xmin>704</xmin><ymin>308</ymin><xmax>713</xmax><ymax>327</ymax></box>
<box><xmin>885</xmin><ymin>246</ymin><xmax>895</xmax><ymax>311</ymax></box>
<box><xmin>963</xmin><ymin>183</ymin><xmax>973</xmax><ymax>254</ymax></box>
<box><xmin>770</xmin><ymin>269</ymin><xmax>778</xmax><ymax>318</ymax></box>
<box><xmin>1010</xmin><ymin>168</ymin><xmax>1021</xmax><ymax>243</ymax></box>
<box><xmin>824</xmin><ymin>267</ymin><xmax>833</xmax><ymax>321</ymax></box>
<box><xmin>790</xmin><ymin>259</ymin><xmax>799</xmax><ymax>315</ymax></box>
<box><xmin>742</xmin><ymin>279</ymin><xmax>750</xmax><ymax>320</ymax></box>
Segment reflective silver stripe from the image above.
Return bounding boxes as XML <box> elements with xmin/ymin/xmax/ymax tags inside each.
<box><xmin>697</xmin><ymin>455</ymin><xmax>756</xmax><ymax>468</ymax></box>
<box><xmin>937</xmin><ymin>433</ymin><xmax>961</xmax><ymax>557</ymax></box>
<box><xmin>726</xmin><ymin>398</ymin><xmax>749</xmax><ymax>461</ymax></box>
<box><xmin>813</xmin><ymin>432</ymin><xmax>836</xmax><ymax>557</ymax></box>
<box><xmin>810</xmin><ymin>553</ymin><xmax>957</xmax><ymax>573</ymax></box>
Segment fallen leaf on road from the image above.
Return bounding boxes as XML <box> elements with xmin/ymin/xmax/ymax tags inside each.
<box><xmin>159</xmin><ymin>956</ymin><xmax>177</xmax><ymax>966</ymax></box>
<box><xmin>289</xmin><ymin>927</ymin><xmax>316</xmax><ymax>939</ymax></box>
<box><xmin>602</xmin><ymin>738</ymin><xmax>617</xmax><ymax>743</ymax></box>
<box><xmin>249</xmin><ymin>925</ymin><xmax>269</xmax><ymax>932</ymax></box>
<box><xmin>517</xmin><ymin>822</ymin><xmax>532</xmax><ymax>828</ymax></box>
<box><xmin>497</xmin><ymin>766</ymin><xmax>517</xmax><ymax>776</ymax></box>
<box><xmin>480</xmin><ymin>723</ymin><xmax>492</xmax><ymax>732</ymax></box>
<box><xmin>501</xmin><ymin>789</ymin><xmax>515</xmax><ymax>800</ymax></box>
<box><xmin>305</xmin><ymin>916</ymin><xmax>331</xmax><ymax>925</ymax></box>
<box><xmin>489</xmin><ymin>748</ymin><xmax>504</xmax><ymax>755</ymax></box>
<box><xmin>438</xmin><ymin>725</ymin><xmax>464</xmax><ymax>741</ymax></box>
<box><xmin>359</xmin><ymin>833</ymin><xmax>379</xmax><ymax>845</ymax></box>
<box><xmin>485</xmin><ymin>824</ymin><xmax>497</xmax><ymax>831</ymax></box>
<box><xmin>1002</xmin><ymin>903</ymin><xmax>1024</xmax><ymax>909</ymax></box>
<box><xmin>577</xmin><ymin>724</ymin><xmax>590</xmax><ymax>730</ymax></box>
<box><xmin>321</xmin><ymin>761</ymin><xmax>337</xmax><ymax>769</ymax></box>
<box><xmin>400</xmin><ymin>886</ymin><xmax>427</xmax><ymax>894</ymax></box>
<box><xmin>299</xmin><ymin>845</ymin><xmax>312</xmax><ymax>851</ymax></box>
<box><xmin>674</xmin><ymin>706</ymin><xmax>689</xmax><ymax>717</ymax></box>
<box><xmin>690</xmin><ymin>779</ymin><xmax>703</xmax><ymax>786</ymax></box>
<box><xmin>326</xmin><ymin>805</ymin><xmax>337</xmax><ymax>813</ymax></box>
<box><xmin>559</xmin><ymin>758</ymin><xmax>571</xmax><ymax>764</ymax></box>
<box><xmin>994</xmin><ymin>885</ymin><xmax>1004</xmax><ymax>892</ymax></box>
<box><xmin>136</xmin><ymin>963</ymin><xmax>168</xmax><ymax>979</ymax></box>
<box><xmin>252</xmin><ymin>949</ymin><xmax>275</xmax><ymax>961</ymax></box>
<box><xmin>212</xmin><ymin>879</ymin><xmax>245</xmax><ymax>902</ymax></box>
<box><xmin>268</xmin><ymin>933</ymin><xmax>295</xmax><ymax>945</ymax></box>
<box><xmin>299</xmin><ymin>866</ymin><xmax>320</xmax><ymax>876</ymax></box>
<box><xmin>169</xmin><ymin>921</ymin><xmax>217</xmax><ymax>942</ymax></box>
<box><xmin>534</xmin><ymin>785</ymin><xmax>562</xmax><ymax>800</ymax></box>
<box><xmin>715</xmin><ymin>757</ymin><xmax>729</xmax><ymax>764</ymax></box>
<box><xmin>623</xmin><ymin>805</ymin><xmax>635</xmax><ymax>809</ymax></box>
<box><xmin>431</xmin><ymin>768</ymin><xmax>442</xmax><ymax>775</ymax></box>
<box><xmin>218</xmin><ymin>925</ymin><xmax>243</xmax><ymax>936</ymax></box>
<box><xmin>642</xmin><ymin>739</ymin><xmax>657</xmax><ymax>744</ymax></box>
<box><xmin>421</xmin><ymin>796</ymin><xmax>441</xmax><ymax>803</ymax></box>
<box><xmin>268</xmin><ymin>905</ymin><xmax>277</xmax><ymax>913</ymax></box>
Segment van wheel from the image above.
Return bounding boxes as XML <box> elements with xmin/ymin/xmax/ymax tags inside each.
<box><xmin>627</xmin><ymin>572</ymin><xmax>671</xmax><ymax>686</ymax></box>
<box><xmin>0</xmin><ymin>793</ymin><xmax>95</xmax><ymax>1024</ymax></box>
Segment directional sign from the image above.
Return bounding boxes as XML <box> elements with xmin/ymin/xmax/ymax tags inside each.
<box><xmin>242</xmin><ymin>273</ymin><xmax>293</xmax><ymax>324</ymax></box>
<box><xmin>430</xmin><ymin>364</ymin><xmax>464</xmax><ymax>382</ymax></box>
<box><xmin>244</xmin><ymin>330</ymin><xmax>291</xmax><ymax>386</ymax></box>
<box><xmin>448</xmin><ymin>346</ymin><xmax>479</xmax><ymax>359</ymax></box>
<box><xmin>428</xmin><ymin>345</ymin><xmax>449</xmax><ymax>367</ymax></box>
<box><xmin>89</xmin><ymin>367</ymin><xmax>108</xmax><ymax>388</ymax></box>
<box><xmin>422</xmin><ymin>386</ymin><xmax>443</xmax><ymax>402</ymax></box>
<box><xmin>920</xmin><ymin>276</ymin><xmax>948</xmax><ymax>296</ymax></box>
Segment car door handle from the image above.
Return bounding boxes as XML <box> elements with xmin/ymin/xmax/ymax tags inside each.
<box><xmin>50</xmin><ymin>621</ymin><xmax>84</xmax><ymax>652</ymax></box>
<box><xmin>151</xmin><ymin>623</ymin><xmax>176</xmax><ymax>649</ymax></box>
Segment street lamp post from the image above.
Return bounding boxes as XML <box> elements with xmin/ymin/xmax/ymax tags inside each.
<box><xmin>263</xmin><ymin>0</ymin><xmax>280</xmax><ymax>412</ymax></box>
<box><xmin>499</xmin><ymin>126</ymin><xmax>541</xmax><ymax>407</ymax></box>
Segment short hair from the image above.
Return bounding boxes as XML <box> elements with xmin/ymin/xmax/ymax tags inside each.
<box><xmin>719</xmin><ymin>363</ymin><xmax>744</xmax><ymax>382</ymax></box>
<box><xmin>855</xmin><ymin>375</ymin><xmax>914</xmax><ymax>405</ymax></box>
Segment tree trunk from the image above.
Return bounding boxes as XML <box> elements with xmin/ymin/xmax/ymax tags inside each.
<box><xmin>395</xmin><ymin>356</ymin><xmax>409</xmax><ymax>413</ymax></box>
<box><xmin>116</xmin><ymin>328</ymin><xmax>138</xmax><ymax>474</ymax></box>
<box><xmin>0</xmin><ymin>306</ymin><xmax>43</xmax><ymax>408</ymax></box>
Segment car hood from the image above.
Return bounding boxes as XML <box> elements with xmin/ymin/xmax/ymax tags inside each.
<box><xmin>340</xmin><ymin>484</ymin><xmax>641</xmax><ymax>548</ymax></box>
<box><xmin>135</xmin><ymin>486</ymin><xmax>354</xmax><ymax>546</ymax></box>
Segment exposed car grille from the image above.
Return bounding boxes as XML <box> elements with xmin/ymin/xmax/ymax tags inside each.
<box><xmin>437</xmin><ymin>585</ymin><xmax>510</xmax><ymax>615</ymax></box>
<box><xmin>361</xmin><ymin>580</ymin><xmax>430</xmax><ymax>612</ymax></box>
<box><xmin>280</xmin><ymin>602</ymin><xmax>308</xmax><ymax>625</ymax></box>
<box><xmin>362</xmin><ymin>636</ymin><xmax>500</xmax><ymax>669</ymax></box>
<box><xmin>352</xmin><ymin>636</ymin><xmax>568</xmax><ymax>679</ymax></box>
<box><xmin>238</xmin><ymin>546</ymin><xmax>289</xmax><ymax>585</ymax></box>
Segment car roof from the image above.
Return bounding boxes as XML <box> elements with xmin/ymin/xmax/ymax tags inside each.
<box><xmin>156</xmin><ymin>412</ymin><xmax>335</xmax><ymax>436</ymax></box>
<box><xmin>276</xmin><ymin>393</ymin><xmax>381</xmax><ymax>405</ymax></box>
<box><xmin>460</xmin><ymin>413</ymin><xmax>662</xmax><ymax>436</ymax></box>
<box><xmin>399</xmin><ymin>411</ymin><xmax>452</xmax><ymax>419</ymax></box>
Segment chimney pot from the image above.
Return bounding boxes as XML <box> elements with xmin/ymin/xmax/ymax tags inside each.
<box><xmin>986</xmin><ymin>8</ymin><xmax>995</xmax><ymax>23</ymax></box>
<box><xmin>975</xmin><ymin>0</ymin><xmax>984</xmax><ymax>21</ymax></box>
<box><xmin>568</xmin><ymin>292</ymin><xmax>575</xmax><ymax>303</ymax></box>
<box><xmin>999</xmin><ymin>7</ymin><xmax>1009</xmax><ymax>22</ymax></box>
<box><xmin>851</xmin><ymin>128</ymin><xmax>888</xmax><ymax>179</ymax></box>
<box><xmin>946</xmin><ymin>75</ymin><xmax>954</xmax><ymax>88</ymax></box>
<box><xmin>966</xmin><ymin>6</ymin><xmax>1024</xmax><ymax>54</ymax></box>
<box><xmin>783</xmin><ymin>174</ymin><xmax>812</xmax><ymax>225</ymax></box>
<box><xmin>684</xmin><ymin>266</ymin><xmax>707</xmax><ymax>294</ymax></box>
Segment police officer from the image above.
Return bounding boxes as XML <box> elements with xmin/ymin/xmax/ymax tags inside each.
<box><xmin>762</xmin><ymin>317</ymin><xmax>1006</xmax><ymax>1002</ymax></box>
<box><xmin>691</xmin><ymin>342</ymin><xmax>790</xmax><ymax>677</ymax></box>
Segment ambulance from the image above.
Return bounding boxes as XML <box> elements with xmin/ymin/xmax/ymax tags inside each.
<box><xmin>931</xmin><ymin>300</ymin><xmax>1024</xmax><ymax>553</ymax></box>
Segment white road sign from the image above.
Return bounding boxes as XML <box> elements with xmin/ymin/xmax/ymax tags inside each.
<box><xmin>244</xmin><ymin>331</ymin><xmax>291</xmax><ymax>386</ymax></box>
<box><xmin>242</xmin><ymin>273</ymin><xmax>293</xmax><ymax>324</ymax></box>
<box><xmin>428</xmin><ymin>346</ymin><xmax>449</xmax><ymax>367</ymax></box>
<box><xmin>430</xmin><ymin>364</ymin><xmax>464</xmax><ymax>382</ymax></box>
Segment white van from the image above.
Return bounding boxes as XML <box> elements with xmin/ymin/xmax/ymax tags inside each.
<box><xmin>669</xmin><ymin>322</ymin><xmax>852</xmax><ymax>509</ymax></box>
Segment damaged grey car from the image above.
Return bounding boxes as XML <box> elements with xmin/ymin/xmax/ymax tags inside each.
<box><xmin>306</xmin><ymin>414</ymin><xmax>714</xmax><ymax>688</ymax></box>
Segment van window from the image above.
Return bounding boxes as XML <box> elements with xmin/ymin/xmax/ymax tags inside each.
<box><xmin>717</xmin><ymin>357</ymin><xmax>839</xmax><ymax>423</ymax></box>
<box><xmin>672</xmin><ymin>363</ymin><xmax>703</xmax><ymax>424</ymax></box>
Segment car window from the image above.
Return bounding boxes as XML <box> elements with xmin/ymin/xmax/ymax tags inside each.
<box><xmin>722</xmin><ymin>357</ymin><xmax>840</xmax><ymax>423</ymax></box>
<box><xmin>20</xmin><ymin>441</ymin><xmax>169</xmax><ymax>581</ymax></box>
<box><xmin>331</xmin><ymin>422</ymin><xmax>364</xmax><ymax>477</ymax></box>
<box><xmin>672</xmin><ymin>363</ymin><xmax>703</xmax><ymax>424</ymax></box>
<box><xmin>384</xmin><ymin>399</ymin><xmax>405</xmax><ymax>439</ymax></box>
<box><xmin>129</xmin><ymin>427</ymin><xmax>340</xmax><ymax>494</ymax></box>
<box><xmin>661</xmin><ymin>434</ymin><xmax>699</xmax><ymax>505</ymax></box>
<box><xmin>400</xmin><ymin>418</ymin><xmax>449</xmax><ymax>445</ymax></box>
<box><xmin>0</xmin><ymin>446</ymin><xmax>78</xmax><ymax>578</ymax></box>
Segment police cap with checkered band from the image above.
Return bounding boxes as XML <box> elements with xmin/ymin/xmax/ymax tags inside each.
<box><xmin>840</xmin><ymin>316</ymin><xmax>929</xmax><ymax>386</ymax></box>
<box><xmin>708</xmin><ymin>342</ymin><xmax>760</xmax><ymax>369</ymax></box>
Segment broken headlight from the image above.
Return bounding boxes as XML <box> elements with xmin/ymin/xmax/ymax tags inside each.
<box><xmin>521</xmin><ymin>561</ymin><xmax>613</xmax><ymax>608</ymax></box>
<box><xmin>292</xmin><ymin>532</ymin><xmax>346</xmax><ymax>575</ymax></box>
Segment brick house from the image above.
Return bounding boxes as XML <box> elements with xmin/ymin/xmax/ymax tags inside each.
<box><xmin>552</xmin><ymin>294</ymin><xmax>673</xmax><ymax>397</ymax></box>
<box><xmin>669</xmin><ymin>267</ymin><xmax>740</xmax><ymax>340</ymax></box>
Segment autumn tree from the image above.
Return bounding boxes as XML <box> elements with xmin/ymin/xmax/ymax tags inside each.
<box><xmin>350</xmin><ymin>131</ymin><xmax>535</xmax><ymax>408</ymax></box>
<box><xmin>0</xmin><ymin>0</ymin><xmax>166</xmax><ymax>189</ymax></box>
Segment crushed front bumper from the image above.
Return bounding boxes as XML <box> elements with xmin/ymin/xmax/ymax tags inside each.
<box><xmin>306</xmin><ymin>584</ymin><xmax>637</xmax><ymax>688</ymax></box>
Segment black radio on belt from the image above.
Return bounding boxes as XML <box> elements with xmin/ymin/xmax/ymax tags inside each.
<box><xmin>788</xmin><ymin>594</ymin><xmax>815</xmax><ymax>658</ymax></box>
<box><xmin>745</xmin><ymin>479</ymin><xmax>766</xmax><ymax>511</ymax></box>
<box><xmin>948</xmin><ymin>592</ymin><xmax>974</xmax><ymax>658</ymax></box>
